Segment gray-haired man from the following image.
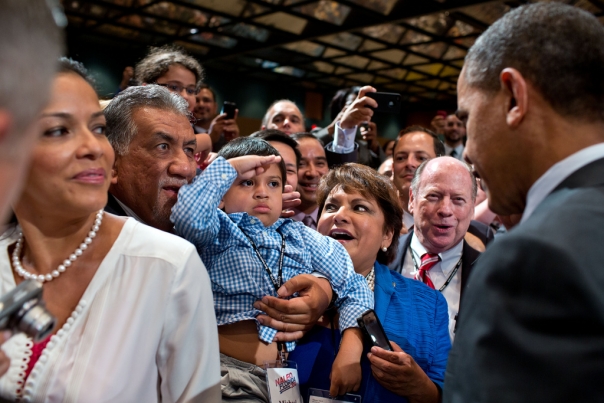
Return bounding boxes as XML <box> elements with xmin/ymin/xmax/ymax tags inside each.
<box><xmin>104</xmin><ymin>85</ymin><xmax>197</xmax><ymax>233</ymax></box>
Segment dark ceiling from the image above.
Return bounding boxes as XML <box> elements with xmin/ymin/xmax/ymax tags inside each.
<box><xmin>62</xmin><ymin>0</ymin><xmax>604</xmax><ymax>104</ymax></box>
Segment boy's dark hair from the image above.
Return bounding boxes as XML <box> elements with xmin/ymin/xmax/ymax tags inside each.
<box><xmin>250</xmin><ymin>129</ymin><xmax>302</xmax><ymax>166</ymax></box>
<box><xmin>218</xmin><ymin>137</ymin><xmax>287</xmax><ymax>189</ymax></box>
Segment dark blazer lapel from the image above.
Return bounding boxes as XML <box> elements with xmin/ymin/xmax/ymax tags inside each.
<box><xmin>554</xmin><ymin>156</ymin><xmax>604</xmax><ymax>191</ymax></box>
<box><xmin>460</xmin><ymin>240</ymin><xmax>480</xmax><ymax>301</ymax></box>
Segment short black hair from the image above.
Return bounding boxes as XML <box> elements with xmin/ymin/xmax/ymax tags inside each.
<box><xmin>291</xmin><ymin>132</ymin><xmax>325</xmax><ymax>147</ymax></box>
<box><xmin>394</xmin><ymin>125</ymin><xmax>445</xmax><ymax>157</ymax></box>
<box><xmin>465</xmin><ymin>2</ymin><xmax>604</xmax><ymax>123</ymax></box>
<box><xmin>218</xmin><ymin>137</ymin><xmax>287</xmax><ymax>189</ymax></box>
<box><xmin>250</xmin><ymin>129</ymin><xmax>302</xmax><ymax>166</ymax></box>
<box><xmin>198</xmin><ymin>83</ymin><xmax>216</xmax><ymax>101</ymax></box>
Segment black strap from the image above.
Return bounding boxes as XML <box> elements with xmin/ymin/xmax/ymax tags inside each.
<box><xmin>410</xmin><ymin>249</ymin><xmax>462</xmax><ymax>292</ymax></box>
<box><xmin>242</xmin><ymin>230</ymin><xmax>288</xmax><ymax>355</ymax></box>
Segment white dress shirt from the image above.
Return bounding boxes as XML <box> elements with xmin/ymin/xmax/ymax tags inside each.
<box><xmin>522</xmin><ymin>143</ymin><xmax>604</xmax><ymax>223</ymax></box>
<box><xmin>444</xmin><ymin>143</ymin><xmax>465</xmax><ymax>160</ymax></box>
<box><xmin>401</xmin><ymin>233</ymin><xmax>463</xmax><ymax>342</ymax></box>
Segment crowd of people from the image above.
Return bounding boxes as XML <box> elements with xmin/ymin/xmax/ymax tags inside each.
<box><xmin>1</xmin><ymin>1</ymin><xmax>603</xmax><ymax>402</ymax></box>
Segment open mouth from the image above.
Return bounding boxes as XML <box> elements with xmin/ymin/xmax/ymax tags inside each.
<box><xmin>163</xmin><ymin>186</ymin><xmax>181</xmax><ymax>196</ymax></box>
<box><xmin>328</xmin><ymin>229</ymin><xmax>355</xmax><ymax>241</ymax></box>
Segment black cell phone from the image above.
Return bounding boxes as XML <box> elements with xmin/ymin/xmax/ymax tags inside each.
<box><xmin>366</xmin><ymin>92</ymin><xmax>402</xmax><ymax>114</ymax></box>
<box><xmin>357</xmin><ymin>309</ymin><xmax>393</xmax><ymax>351</ymax></box>
<box><xmin>222</xmin><ymin>101</ymin><xmax>237</xmax><ymax>119</ymax></box>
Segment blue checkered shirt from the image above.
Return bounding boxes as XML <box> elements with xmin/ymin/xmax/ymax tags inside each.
<box><xmin>171</xmin><ymin>157</ymin><xmax>373</xmax><ymax>350</ymax></box>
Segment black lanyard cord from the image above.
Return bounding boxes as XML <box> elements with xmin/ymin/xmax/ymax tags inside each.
<box><xmin>242</xmin><ymin>230</ymin><xmax>288</xmax><ymax>356</ymax></box>
<box><xmin>411</xmin><ymin>250</ymin><xmax>462</xmax><ymax>292</ymax></box>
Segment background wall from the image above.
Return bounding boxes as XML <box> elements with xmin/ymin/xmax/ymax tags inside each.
<box><xmin>68</xmin><ymin>34</ymin><xmax>456</xmax><ymax>140</ymax></box>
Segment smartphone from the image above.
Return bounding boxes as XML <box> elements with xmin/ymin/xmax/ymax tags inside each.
<box><xmin>366</xmin><ymin>92</ymin><xmax>402</xmax><ymax>114</ymax></box>
<box><xmin>357</xmin><ymin>309</ymin><xmax>393</xmax><ymax>351</ymax></box>
<box><xmin>222</xmin><ymin>101</ymin><xmax>237</xmax><ymax>119</ymax></box>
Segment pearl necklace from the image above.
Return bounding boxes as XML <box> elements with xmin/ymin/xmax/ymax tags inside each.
<box><xmin>11</xmin><ymin>210</ymin><xmax>104</xmax><ymax>283</ymax></box>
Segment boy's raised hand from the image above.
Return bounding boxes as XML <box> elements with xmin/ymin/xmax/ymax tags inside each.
<box><xmin>227</xmin><ymin>155</ymin><xmax>282</xmax><ymax>180</ymax></box>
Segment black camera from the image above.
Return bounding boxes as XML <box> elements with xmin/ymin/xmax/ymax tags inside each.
<box><xmin>0</xmin><ymin>280</ymin><xmax>56</xmax><ymax>342</ymax></box>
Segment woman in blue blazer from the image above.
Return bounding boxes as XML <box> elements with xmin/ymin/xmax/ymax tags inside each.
<box><xmin>289</xmin><ymin>163</ymin><xmax>451</xmax><ymax>403</ymax></box>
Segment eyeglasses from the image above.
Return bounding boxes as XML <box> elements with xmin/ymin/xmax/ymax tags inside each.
<box><xmin>155</xmin><ymin>82</ymin><xmax>198</xmax><ymax>96</ymax></box>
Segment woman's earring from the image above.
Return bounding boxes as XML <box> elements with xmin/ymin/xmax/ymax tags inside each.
<box><xmin>382</xmin><ymin>247</ymin><xmax>387</xmax><ymax>252</ymax></box>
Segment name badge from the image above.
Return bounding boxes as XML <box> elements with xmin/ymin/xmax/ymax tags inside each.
<box><xmin>265</xmin><ymin>360</ymin><xmax>302</xmax><ymax>403</ymax></box>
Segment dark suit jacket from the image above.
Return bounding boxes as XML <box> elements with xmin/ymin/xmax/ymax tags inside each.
<box><xmin>444</xmin><ymin>157</ymin><xmax>604</xmax><ymax>403</ymax></box>
<box><xmin>388</xmin><ymin>228</ymin><xmax>481</xmax><ymax>323</ymax></box>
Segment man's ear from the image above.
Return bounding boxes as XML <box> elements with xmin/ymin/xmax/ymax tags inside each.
<box><xmin>408</xmin><ymin>188</ymin><xmax>415</xmax><ymax>214</ymax></box>
<box><xmin>111</xmin><ymin>156</ymin><xmax>120</xmax><ymax>185</ymax></box>
<box><xmin>500</xmin><ymin>68</ymin><xmax>528</xmax><ymax>129</ymax></box>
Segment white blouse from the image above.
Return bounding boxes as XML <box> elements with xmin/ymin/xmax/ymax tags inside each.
<box><xmin>0</xmin><ymin>218</ymin><xmax>220</xmax><ymax>403</ymax></box>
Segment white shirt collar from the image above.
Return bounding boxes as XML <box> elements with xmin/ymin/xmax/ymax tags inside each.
<box><xmin>522</xmin><ymin>143</ymin><xmax>604</xmax><ymax>223</ymax></box>
<box><xmin>410</xmin><ymin>232</ymin><xmax>463</xmax><ymax>276</ymax></box>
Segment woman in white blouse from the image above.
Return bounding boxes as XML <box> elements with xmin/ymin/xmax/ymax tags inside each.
<box><xmin>0</xmin><ymin>59</ymin><xmax>220</xmax><ymax>402</ymax></box>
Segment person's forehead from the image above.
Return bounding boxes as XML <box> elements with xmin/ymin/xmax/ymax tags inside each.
<box><xmin>197</xmin><ymin>88</ymin><xmax>215</xmax><ymax>102</ymax></box>
<box><xmin>269</xmin><ymin>141</ymin><xmax>296</xmax><ymax>163</ymax></box>
<box><xmin>446</xmin><ymin>114</ymin><xmax>462</xmax><ymax>124</ymax></box>
<box><xmin>298</xmin><ymin>137</ymin><xmax>326</xmax><ymax>158</ymax></box>
<box><xmin>157</xmin><ymin>63</ymin><xmax>196</xmax><ymax>86</ymax></box>
<box><xmin>395</xmin><ymin>132</ymin><xmax>435</xmax><ymax>156</ymax></box>
<box><xmin>270</xmin><ymin>102</ymin><xmax>302</xmax><ymax>119</ymax></box>
<box><xmin>132</xmin><ymin>107</ymin><xmax>193</xmax><ymax>139</ymax></box>
<box><xmin>420</xmin><ymin>160</ymin><xmax>473</xmax><ymax>193</ymax></box>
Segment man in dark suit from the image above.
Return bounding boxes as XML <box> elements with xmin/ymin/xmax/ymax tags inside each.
<box><xmin>389</xmin><ymin>157</ymin><xmax>480</xmax><ymax>341</ymax></box>
<box><xmin>444</xmin><ymin>3</ymin><xmax>604</xmax><ymax>402</ymax></box>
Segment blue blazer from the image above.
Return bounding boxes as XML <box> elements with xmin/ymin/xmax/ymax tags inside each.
<box><xmin>289</xmin><ymin>262</ymin><xmax>451</xmax><ymax>403</ymax></box>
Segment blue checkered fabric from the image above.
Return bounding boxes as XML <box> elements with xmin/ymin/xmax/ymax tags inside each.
<box><xmin>172</xmin><ymin>157</ymin><xmax>373</xmax><ymax>351</ymax></box>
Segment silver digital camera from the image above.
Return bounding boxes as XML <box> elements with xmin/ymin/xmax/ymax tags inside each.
<box><xmin>0</xmin><ymin>280</ymin><xmax>56</xmax><ymax>342</ymax></box>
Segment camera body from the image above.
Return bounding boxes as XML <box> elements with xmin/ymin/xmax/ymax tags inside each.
<box><xmin>0</xmin><ymin>280</ymin><xmax>56</xmax><ymax>342</ymax></box>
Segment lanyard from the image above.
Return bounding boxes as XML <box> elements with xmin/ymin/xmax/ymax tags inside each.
<box><xmin>411</xmin><ymin>250</ymin><xmax>462</xmax><ymax>292</ymax></box>
<box><xmin>243</xmin><ymin>231</ymin><xmax>286</xmax><ymax>294</ymax></box>
<box><xmin>242</xmin><ymin>230</ymin><xmax>288</xmax><ymax>361</ymax></box>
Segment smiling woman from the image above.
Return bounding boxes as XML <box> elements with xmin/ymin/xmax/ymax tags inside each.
<box><xmin>0</xmin><ymin>59</ymin><xmax>220</xmax><ymax>402</ymax></box>
<box><xmin>290</xmin><ymin>163</ymin><xmax>451</xmax><ymax>403</ymax></box>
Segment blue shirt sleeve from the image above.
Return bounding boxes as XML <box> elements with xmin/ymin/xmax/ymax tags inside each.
<box><xmin>300</xmin><ymin>225</ymin><xmax>374</xmax><ymax>330</ymax></box>
<box><xmin>171</xmin><ymin>156</ymin><xmax>236</xmax><ymax>251</ymax></box>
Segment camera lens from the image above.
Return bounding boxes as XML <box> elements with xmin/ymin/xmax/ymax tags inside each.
<box><xmin>17</xmin><ymin>304</ymin><xmax>56</xmax><ymax>342</ymax></box>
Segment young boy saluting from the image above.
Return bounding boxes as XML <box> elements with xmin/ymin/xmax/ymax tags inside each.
<box><xmin>172</xmin><ymin>137</ymin><xmax>373</xmax><ymax>400</ymax></box>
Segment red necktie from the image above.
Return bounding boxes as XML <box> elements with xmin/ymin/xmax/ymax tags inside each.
<box><xmin>416</xmin><ymin>253</ymin><xmax>440</xmax><ymax>289</ymax></box>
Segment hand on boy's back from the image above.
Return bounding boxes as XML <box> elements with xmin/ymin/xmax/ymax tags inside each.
<box><xmin>281</xmin><ymin>185</ymin><xmax>301</xmax><ymax>218</ymax></box>
<box><xmin>227</xmin><ymin>155</ymin><xmax>282</xmax><ymax>180</ymax></box>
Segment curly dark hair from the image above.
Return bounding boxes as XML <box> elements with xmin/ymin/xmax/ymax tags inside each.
<box><xmin>317</xmin><ymin>163</ymin><xmax>403</xmax><ymax>265</ymax></box>
<box><xmin>135</xmin><ymin>45</ymin><xmax>203</xmax><ymax>89</ymax></box>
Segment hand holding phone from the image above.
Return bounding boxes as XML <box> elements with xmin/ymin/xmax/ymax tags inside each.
<box><xmin>366</xmin><ymin>92</ymin><xmax>402</xmax><ymax>114</ymax></box>
<box><xmin>222</xmin><ymin>101</ymin><xmax>237</xmax><ymax>120</ymax></box>
<box><xmin>357</xmin><ymin>309</ymin><xmax>393</xmax><ymax>351</ymax></box>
